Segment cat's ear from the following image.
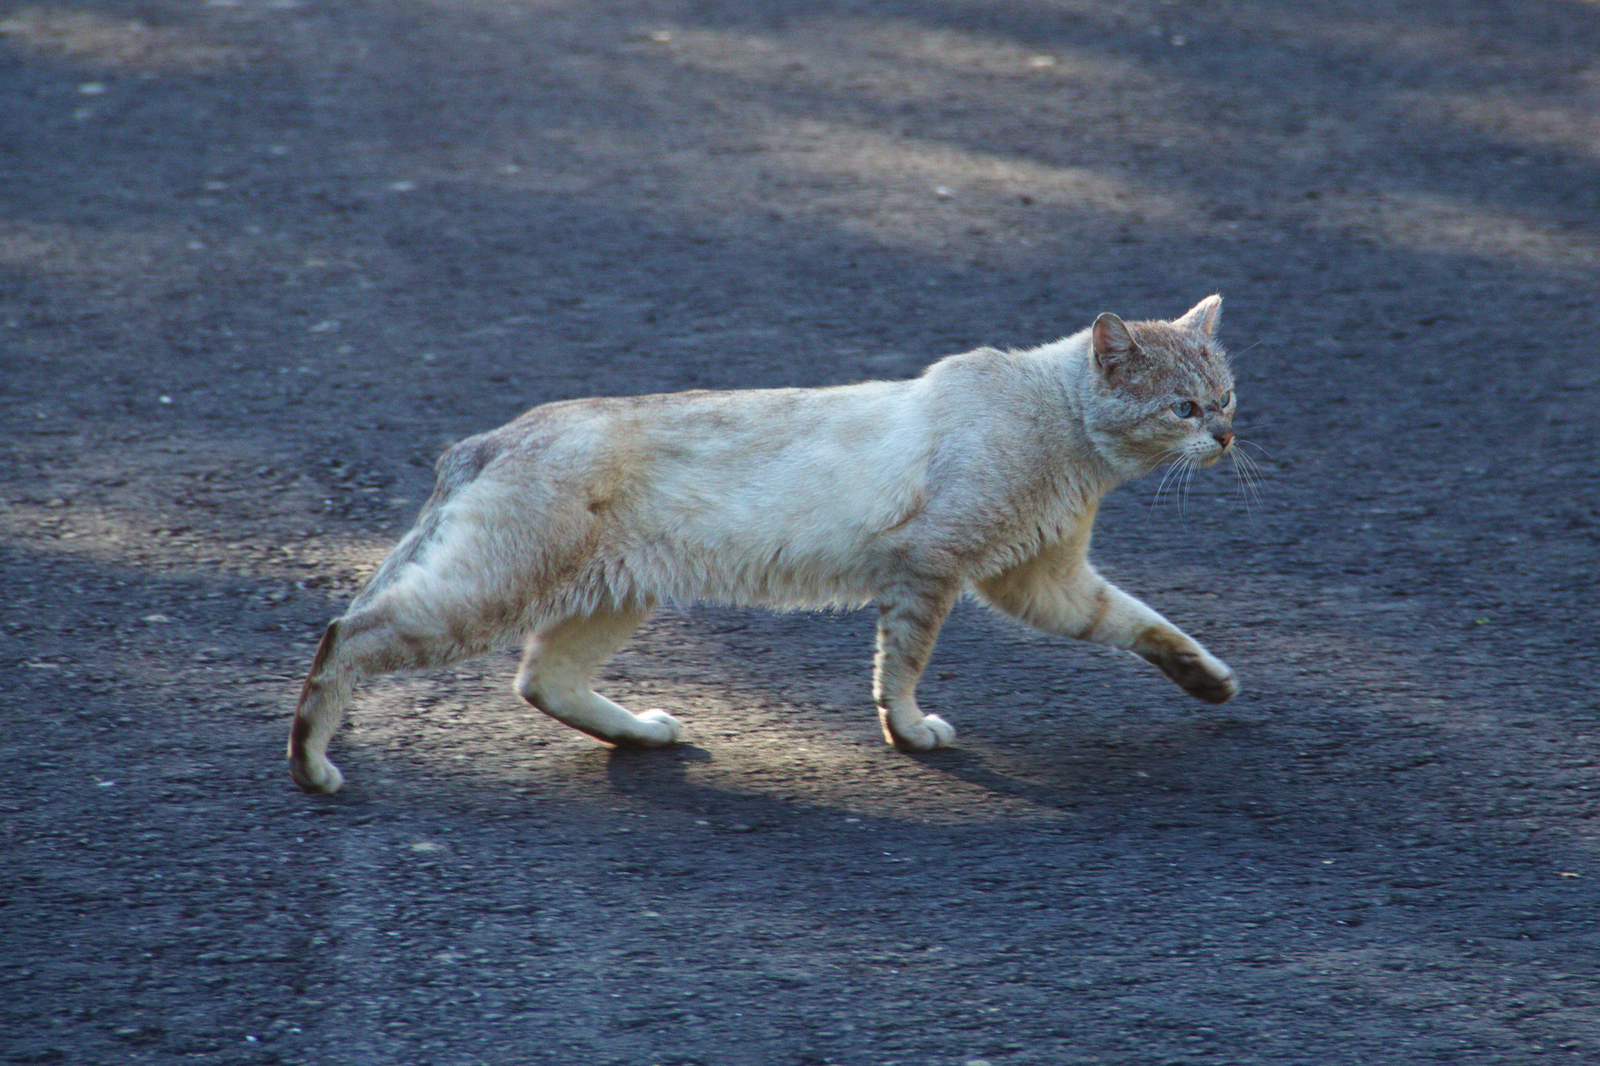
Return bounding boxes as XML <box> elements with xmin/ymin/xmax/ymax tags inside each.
<box><xmin>1091</xmin><ymin>312</ymin><xmax>1141</xmax><ymax>373</ymax></box>
<box><xmin>1174</xmin><ymin>294</ymin><xmax>1222</xmax><ymax>337</ymax></box>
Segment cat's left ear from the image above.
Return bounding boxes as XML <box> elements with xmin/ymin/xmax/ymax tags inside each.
<box><xmin>1091</xmin><ymin>312</ymin><xmax>1142</xmax><ymax>374</ymax></box>
<box><xmin>1174</xmin><ymin>294</ymin><xmax>1222</xmax><ymax>337</ymax></box>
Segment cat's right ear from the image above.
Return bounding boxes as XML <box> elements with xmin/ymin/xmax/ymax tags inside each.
<box><xmin>1091</xmin><ymin>312</ymin><xmax>1141</xmax><ymax>375</ymax></box>
<box><xmin>1173</xmin><ymin>294</ymin><xmax>1222</xmax><ymax>337</ymax></box>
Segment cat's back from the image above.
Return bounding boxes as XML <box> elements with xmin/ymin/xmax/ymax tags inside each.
<box><xmin>444</xmin><ymin>378</ymin><xmax>936</xmax><ymax>550</ymax></box>
<box><xmin>919</xmin><ymin>341</ymin><xmax>1077</xmax><ymax>422</ymax></box>
<box><xmin>446</xmin><ymin>345</ymin><xmax>1077</xmax><ymax>505</ymax></box>
<box><xmin>914</xmin><ymin>343</ymin><xmax>1087</xmax><ymax>480</ymax></box>
<box><xmin>484</xmin><ymin>377</ymin><xmax>930</xmax><ymax>473</ymax></box>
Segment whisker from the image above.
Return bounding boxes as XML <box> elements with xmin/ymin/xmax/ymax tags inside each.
<box><xmin>1158</xmin><ymin>451</ymin><xmax>1196</xmax><ymax>512</ymax></box>
<box><xmin>1148</xmin><ymin>451</ymin><xmax>1178</xmax><ymax>502</ymax></box>
<box><xmin>1178</xmin><ymin>455</ymin><xmax>1197</xmax><ymax>519</ymax></box>
<box><xmin>1236</xmin><ymin>449</ymin><xmax>1266</xmax><ymax>494</ymax></box>
<box><xmin>1164</xmin><ymin>454</ymin><xmax>1191</xmax><ymax>520</ymax></box>
<box><xmin>1231</xmin><ymin>455</ymin><xmax>1259</xmax><ymax>519</ymax></box>
<box><xmin>1151</xmin><ymin>451</ymin><xmax>1189</xmax><ymax>511</ymax></box>
<box><xmin>1142</xmin><ymin>446</ymin><xmax>1184</xmax><ymax>480</ymax></box>
<box><xmin>1231</xmin><ymin>446</ymin><xmax>1265</xmax><ymax>516</ymax></box>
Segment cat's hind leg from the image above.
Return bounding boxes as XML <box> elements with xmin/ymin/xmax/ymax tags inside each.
<box><xmin>515</xmin><ymin>604</ymin><xmax>682</xmax><ymax>748</ymax></box>
<box><xmin>874</xmin><ymin>581</ymin><xmax>961</xmax><ymax>752</ymax></box>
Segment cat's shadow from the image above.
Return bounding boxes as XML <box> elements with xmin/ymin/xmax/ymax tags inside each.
<box><xmin>601</xmin><ymin>742</ymin><xmax>713</xmax><ymax>790</ymax></box>
<box><xmin>902</xmin><ymin>747</ymin><xmax>1083</xmax><ymax>811</ymax></box>
<box><xmin>902</xmin><ymin>738</ymin><xmax>1222</xmax><ymax>814</ymax></box>
<box><xmin>600</xmin><ymin>743</ymin><xmax>821</xmax><ymax>828</ymax></box>
<box><xmin>595</xmin><ymin>717</ymin><xmax>1249</xmax><ymax>823</ymax></box>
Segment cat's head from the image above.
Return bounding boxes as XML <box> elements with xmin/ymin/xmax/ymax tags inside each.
<box><xmin>1082</xmin><ymin>295</ymin><xmax>1236</xmax><ymax>476</ymax></box>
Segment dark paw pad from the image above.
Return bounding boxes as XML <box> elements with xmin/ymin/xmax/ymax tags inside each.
<box><xmin>1164</xmin><ymin>653</ymin><xmax>1238</xmax><ymax>705</ymax></box>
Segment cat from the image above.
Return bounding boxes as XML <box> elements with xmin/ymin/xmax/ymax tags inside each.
<box><xmin>288</xmin><ymin>296</ymin><xmax>1240</xmax><ymax>793</ymax></box>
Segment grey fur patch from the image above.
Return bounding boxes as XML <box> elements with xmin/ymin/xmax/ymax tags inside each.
<box><xmin>1118</xmin><ymin>320</ymin><xmax>1233</xmax><ymax>400</ymax></box>
<box><xmin>435</xmin><ymin>433</ymin><xmax>503</xmax><ymax>492</ymax></box>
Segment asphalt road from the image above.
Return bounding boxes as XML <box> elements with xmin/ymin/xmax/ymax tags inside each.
<box><xmin>4</xmin><ymin>2</ymin><xmax>1599</xmax><ymax>1064</ymax></box>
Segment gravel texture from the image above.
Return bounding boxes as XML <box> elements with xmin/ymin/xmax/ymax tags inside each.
<box><xmin>3</xmin><ymin>2</ymin><xmax>1598</xmax><ymax>1064</ymax></box>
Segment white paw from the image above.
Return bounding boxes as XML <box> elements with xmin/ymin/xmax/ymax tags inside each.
<box><xmin>629</xmin><ymin>708</ymin><xmax>684</xmax><ymax>747</ymax></box>
<box><xmin>288</xmin><ymin>755</ymin><xmax>345</xmax><ymax>794</ymax></box>
<box><xmin>889</xmin><ymin>713</ymin><xmax>956</xmax><ymax>752</ymax></box>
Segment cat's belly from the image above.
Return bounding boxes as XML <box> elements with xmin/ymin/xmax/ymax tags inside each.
<box><xmin>609</xmin><ymin>516</ymin><xmax>898</xmax><ymax>610</ymax></box>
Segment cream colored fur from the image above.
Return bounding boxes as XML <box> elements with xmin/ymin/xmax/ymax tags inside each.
<box><xmin>289</xmin><ymin>296</ymin><xmax>1241</xmax><ymax>793</ymax></box>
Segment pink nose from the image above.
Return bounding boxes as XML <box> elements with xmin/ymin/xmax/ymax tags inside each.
<box><xmin>1214</xmin><ymin>430</ymin><xmax>1234</xmax><ymax>449</ymax></box>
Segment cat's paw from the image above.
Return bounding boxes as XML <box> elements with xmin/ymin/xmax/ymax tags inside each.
<box><xmin>613</xmin><ymin>708</ymin><xmax>683</xmax><ymax>748</ymax></box>
<box><xmin>887</xmin><ymin>713</ymin><xmax>957</xmax><ymax>752</ymax></box>
<box><xmin>288</xmin><ymin>755</ymin><xmax>345</xmax><ymax>794</ymax></box>
<box><xmin>1166</xmin><ymin>650</ymin><xmax>1238</xmax><ymax>704</ymax></box>
<box><xmin>1137</xmin><ymin>627</ymin><xmax>1238</xmax><ymax>704</ymax></box>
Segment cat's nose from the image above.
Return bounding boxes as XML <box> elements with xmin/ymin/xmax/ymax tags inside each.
<box><xmin>1213</xmin><ymin>430</ymin><xmax>1234</xmax><ymax>449</ymax></box>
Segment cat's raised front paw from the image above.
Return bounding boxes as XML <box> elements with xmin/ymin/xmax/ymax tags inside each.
<box><xmin>1164</xmin><ymin>650</ymin><xmax>1238</xmax><ymax>704</ymax></box>
<box><xmin>886</xmin><ymin>713</ymin><xmax>956</xmax><ymax>752</ymax></box>
<box><xmin>1137</xmin><ymin>627</ymin><xmax>1238</xmax><ymax>705</ymax></box>
<box><xmin>288</xmin><ymin>755</ymin><xmax>345</xmax><ymax>794</ymax></box>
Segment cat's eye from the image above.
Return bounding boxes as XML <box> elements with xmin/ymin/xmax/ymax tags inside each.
<box><xmin>1172</xmin><ymin>400</ymin><xmax>1199</xmax><ymax>418</ymax></box>
<box><xmin>1220</xmin><ymin>390</ymin><xmax>1235</xmax><ymax>408</ymax></box>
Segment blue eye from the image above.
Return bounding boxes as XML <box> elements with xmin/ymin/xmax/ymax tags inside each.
<box><xmin>1221</xmin><ymin>390</ymin><xmax>1234</xmax><ymax>408</ymax></box>
<box><xmin>1173</xmin><ymin>400</ymin><xmax>1199</xmax><ymax>418</ymax></box>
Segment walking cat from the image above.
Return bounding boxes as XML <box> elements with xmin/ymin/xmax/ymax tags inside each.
<box><xmin>289</xmin><ymin>297</ymin><xmax>1240</xmax><ymax>793</ymax></box>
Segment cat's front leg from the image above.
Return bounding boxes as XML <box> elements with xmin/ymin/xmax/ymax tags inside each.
<box><xmin>874</xmin><ymin>580</ymin><xmax>962</xmax><ymax>751</ymax></box>
<box><xmin>979</xmin><ymin>556</ymin><xmax>1237</xmax><ymax>704</ymax></box>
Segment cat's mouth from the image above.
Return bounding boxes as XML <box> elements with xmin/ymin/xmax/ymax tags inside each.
<box><xmin>1200</xmin><ymin>434</ymin><xmax>1235</xmax><ymax>467</ymax></box>
<box><xmin>1171</xmin><ymin>444</ymin><xmax>1229</xmax><ymax>471</ymax></box>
